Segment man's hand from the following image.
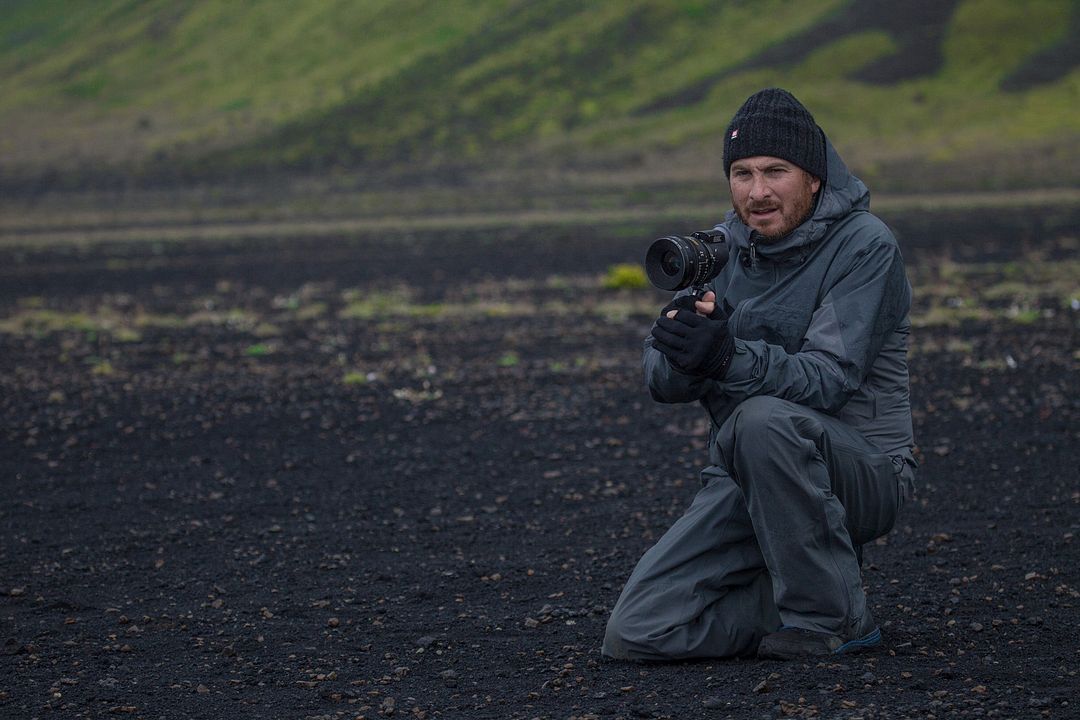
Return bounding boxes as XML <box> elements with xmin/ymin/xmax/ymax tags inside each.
<box><xmin>690</xmin><ymin>290</ymin><xmax>719</xmax><ymax>319</ymax></box>
<box><xmin>660</xmin><ymin>290</ymin><xmax>721</xmax><ymax>320</ymax></box>
<box><xmin>651</xmin><ymin>292</ymin><xmax>734</xmax><ymax>379</ymax></box>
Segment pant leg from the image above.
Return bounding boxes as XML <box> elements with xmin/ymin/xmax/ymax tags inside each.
<box><xmin>602</xmin><ymin>474</ymin><xmax>781</xmax><ymax>660</ymax></box>
<box><xmin>714</xmin><ymin>395</ymin><xmax>904</xmax><ymax>637</ymax></box>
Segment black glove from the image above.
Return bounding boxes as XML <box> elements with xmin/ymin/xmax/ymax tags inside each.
<box><xmin>650</xmin><ymin>309</ymin><xmax>735</xmax><ymax>379</ymax></box>
<box><xmin>659</xmin><ymin>294</ymin><xmax>699</xmax><ymax>318</ymax></box>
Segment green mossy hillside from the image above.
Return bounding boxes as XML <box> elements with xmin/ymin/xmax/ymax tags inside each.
<box><xmin>1</xmin><ymin>0</ymin><xmax>1076</xmax><ymax>190</ymax></box>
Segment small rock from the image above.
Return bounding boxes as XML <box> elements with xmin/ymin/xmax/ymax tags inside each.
<box><xmin>861</xmin><ymin>672</ymin><xmax>876</xmax><ymax>683</ymax></box>
<box><xmin>753</xmin><ymin>679</ymin><xmax>769</xmax><ymax>693</ymax></box>
<box><xmin>970</xmin><ymin>622</ymin><xmax>984</xmax><ymax>632</ymax></box>
<box><xmin>196</xmin><ymin>684</ymin><xmax>210</xmax><ymax>694</ymax></box>
<box><xmin>702</xmin><ymin>696</ymin><xmax>725</xmax><ymax>709</ymax></box>
<box><xmin>415</xmin><ymin>635</ymin><xmax>436</xmax><ymax>648</ymax></box>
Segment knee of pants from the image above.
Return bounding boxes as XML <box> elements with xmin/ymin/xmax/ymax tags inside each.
<box><xmin>602</xmin><ymin>584</ymin><xmax>667</xmax><ymax>657</ymax></box>
<box><xmin>602</xmin><ymin>604</ymin><xmax>648</xmax><ymax>660</ymax></box>
<box><xmin>716</xmin><ymin>396</ymin><xmax>802</xmax><ymax>464</ymax></box>
<box><xmin>602</xmin><ymin>590</ymin><xmax>678</xmax><ymax>661</ymax></box>
<box><xmin>723</xmin><ymin>395</ymin><xmax>795</xmax><ymax>436</ymax></box>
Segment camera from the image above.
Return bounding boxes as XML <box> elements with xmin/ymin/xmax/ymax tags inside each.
<box><xmin>644</xmin><ymin>230</ymin><xmax>730</xmax><ymax>296</ymax></box>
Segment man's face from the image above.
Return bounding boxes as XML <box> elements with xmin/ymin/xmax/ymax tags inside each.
<box><xmin>729</xmin><ymin>156</ymin><xmax>821</xmax><ymax>242</ymax></box>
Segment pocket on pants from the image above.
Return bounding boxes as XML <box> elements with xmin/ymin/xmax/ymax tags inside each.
<box><xmin>831</xmin><ymin>449</ymin><xmax>900</xmax><ymax>546</ymax></box>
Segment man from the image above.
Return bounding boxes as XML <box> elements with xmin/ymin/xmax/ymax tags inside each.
<box><xmin>603</xmin><ymin>88</ymin><xmax>917</xmax><ymax>661</ymax></box>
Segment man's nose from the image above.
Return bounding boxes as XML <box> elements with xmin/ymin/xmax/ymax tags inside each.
<box><xmin>748</xmin><ymin>175</ymin><xmax>771</xmax><ymax>200</ymax></box>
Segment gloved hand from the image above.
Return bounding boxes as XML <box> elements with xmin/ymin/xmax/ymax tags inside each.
<box><xmin>659</xmin><ymin>294</ymin><xmax>699</xmax><ymax>318</ymax></box>
<box><xmin>650</xmin><ymin>308</ymin><xmax>735</xmax><ymax>379</ymax></box>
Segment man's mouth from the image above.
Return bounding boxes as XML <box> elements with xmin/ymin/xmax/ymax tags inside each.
<box><xmin>749</xmin><ymin>206</ymin><xmax>778</xmax><ymax>218</ymax></box>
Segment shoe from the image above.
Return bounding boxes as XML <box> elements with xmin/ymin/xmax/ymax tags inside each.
<box><xmin>757</xmin><ymin>624</ymin><xmax>881</xmax><ymax>660</ymax></box>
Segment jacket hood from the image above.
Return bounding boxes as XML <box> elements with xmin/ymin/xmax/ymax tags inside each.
<box><xmin>719</xmin><ymin>135</ymin><xmax>870</xmax><ymax>256</ymax></box>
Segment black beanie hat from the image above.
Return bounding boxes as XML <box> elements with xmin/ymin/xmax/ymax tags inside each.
<box><xmin>723</xmin><ymin>88</ymin><xmax>826</xmax><ymax>181</ymax></box>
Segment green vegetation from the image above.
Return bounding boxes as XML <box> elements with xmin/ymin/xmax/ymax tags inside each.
<box><xmin>0</xmin><ymin>0</ymin><xmax>1076</xmax><ymax>191</ymax></box>
<box><xmin>342</xmin><ymin>371</ymin><xmax>369</xmax><ymax>386</ymax></box>
<box><xmin>602</xmin><ymin>263</ymin><xmax>649</xmax><ymax>291</ymax></box>
<box><xmin>908</xmin><ymin>257</ymin><xmax>1079</xmax><ymax>327</ymax></box>
<box><xmin>338</xmin><ymin>287</ymin><xmax>446</xmax><ymax>320</ymax></box>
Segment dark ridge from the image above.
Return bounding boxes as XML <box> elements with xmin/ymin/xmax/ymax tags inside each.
<box><xmin>635</xmin><ymin>0</ymin><xmax>961</xmax><ymax>116</ymax></box>
<box><xmin>1000</xmin><ymin>5</ymin><xmax>1080</xmax><ymax>91</ymax></box>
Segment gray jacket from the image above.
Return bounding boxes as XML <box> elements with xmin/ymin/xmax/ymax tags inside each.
<box><xmin>644</xmin><ymin>138</ymin><xmax>916</xmax><ymax>469</ymax></box>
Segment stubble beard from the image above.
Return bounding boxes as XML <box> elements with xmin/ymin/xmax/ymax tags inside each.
<box><xmin>736</xmin><ymin>179</ymin><xmax>818</xmax><ymax>243</ymax></box>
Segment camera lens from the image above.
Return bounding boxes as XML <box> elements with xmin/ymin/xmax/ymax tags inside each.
<box><xmin>644</xmin><ymin>232</ymin><xmax>729</xmax><ymax>292</ymax></box>
<box><xmin>661</xmin><ymin>250</ymin><xmax>682</xmax><ymax>277</ymax></box>
<box><xmin>644</xmin><ymin>236</ymin><xmax>688</xmax><ymax>291</ymax></box>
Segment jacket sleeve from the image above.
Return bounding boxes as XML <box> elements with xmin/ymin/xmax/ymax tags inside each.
<box><xmin>716</xmin><ymin>238</ymin><xmax>910</xmax><ymax>413</ymax></box>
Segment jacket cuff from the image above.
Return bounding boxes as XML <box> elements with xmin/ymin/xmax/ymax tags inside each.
<box><xmin>703</xmin><ymin>333</ymin><xmax>736</xmax><ymax>380</ymax></box>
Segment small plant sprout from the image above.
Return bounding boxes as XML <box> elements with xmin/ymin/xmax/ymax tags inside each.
<box><xmin>343</xmin><ymin>371</ymin><xmax>368</xmax><ymax>386</ymax></box>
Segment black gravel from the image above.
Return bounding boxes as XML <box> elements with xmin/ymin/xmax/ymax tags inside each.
<box><xmin>1</xmin><ymin>220</ymin><xmax>1078</xmax><ymax>719</ymax></box>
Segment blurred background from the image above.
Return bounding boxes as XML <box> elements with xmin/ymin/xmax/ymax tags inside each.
<box><xmin>3</xmin><ymin>6</ymin><xmax>1079</xmax><ymax>717</ymax></box>
<box><xmin>1</xmin><ymin>0</ymin><xmax>1078</xmax><ymax>230</ymax></box>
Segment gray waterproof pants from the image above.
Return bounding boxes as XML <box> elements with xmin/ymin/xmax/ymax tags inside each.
<box><xmin>603</xmin><ymin>396</ymin><xmax>912</xmax><ymax>660</ymax></box>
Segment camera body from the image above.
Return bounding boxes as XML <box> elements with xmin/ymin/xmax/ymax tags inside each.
<box><xmin>644</xmin><ymin>230</ymin><xmax>730</xmax><ymax>298</ymax></box>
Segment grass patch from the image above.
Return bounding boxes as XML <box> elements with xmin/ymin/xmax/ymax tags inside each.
<box><xmin>342</xmin><ymin>371</ymin><xmax>369</xmax><ymax>386</ymax></box>
<box><xmin>0</xmin><ymin>309</ymin><xmax>100</xmax><ymax>334</ymax></box>
<box><xmin>88</xmin><ymin>359</ymin><xmax>114</xmax><ymax>376</ymax></box>
<box><xmin>339</xmin><ymin>287</ymin><xmax>445</xmax><ymax>320</ymax></box>
<box><xmin>909</xmin><ymin>257</ymin><xmax>1079</xmax><ymax>327</ymax></box>
<box><xmin>1</xmin><ymin>1</ymin><xmax>1076</xmax><ymax>193</ymax></box>
<box><xmin>294</xmin><ymin>302</ymin><xmax>328</xmax><ymax>321</ymax></box>
<box><xmin>601</xmin><ymin>263</ymin><xmax>648</xmax><ymax>290</ymax></box>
